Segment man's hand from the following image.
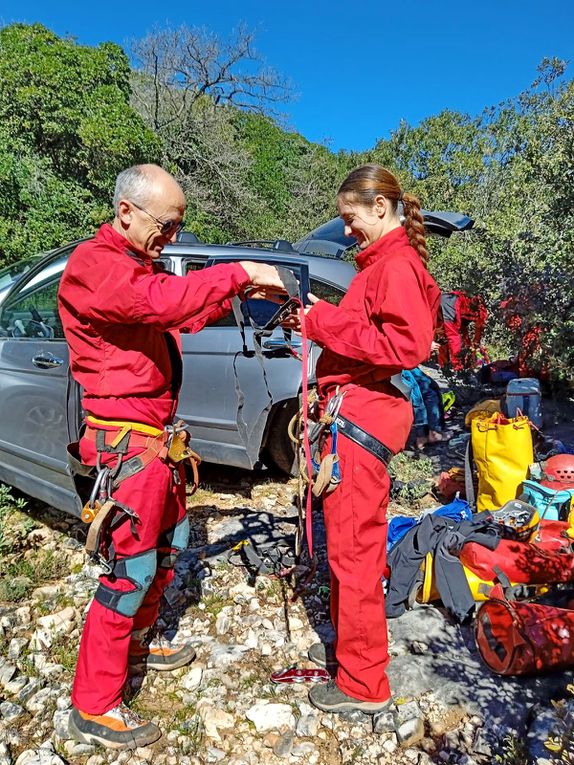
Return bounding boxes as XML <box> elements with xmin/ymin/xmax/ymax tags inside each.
<box><xmin>281</xmin><ymin>293</ymin><xmax>320</xmax><ymax>333</ymax></box>
<box><xmin>239</xmin><ymin>261</ymin><xmax>288</xmax><ymax>301</ymax></box>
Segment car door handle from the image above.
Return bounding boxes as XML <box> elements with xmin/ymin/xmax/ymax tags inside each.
<box><xmin>263</xmin><ymin>338</ymin><xmax>303</xmax><ymax>350</ymax></box>
<box><xmin>32</xmin><ymin>353</ymin><xmax>64</xmax><ymax>369</ymax></box>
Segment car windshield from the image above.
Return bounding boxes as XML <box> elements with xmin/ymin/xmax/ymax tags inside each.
<box><xmin>0</xmin><ymin>255</ymin><xmax>45</xmax><ymax>303</ymax></box>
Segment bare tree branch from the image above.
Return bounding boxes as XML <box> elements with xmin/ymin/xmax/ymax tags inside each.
<box><xmin>130</xmin><ymin>23</ymin><xmax>292</xmax><ymax>134</ymax></box>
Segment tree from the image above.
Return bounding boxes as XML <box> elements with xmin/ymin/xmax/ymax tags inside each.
<box><xmin>130</xmin><ymin>24</ymin><xmax>291</xmax><ymax>135</ymax></box>
<box><xmin>0</xmin><ymin>23</ymin><xmax>159</xmax><ymax>264</ymax></box>
<box><xmin>128</xmin><ymin>25</ymin><xmax>297</xmax><ymax>243</ymax></box>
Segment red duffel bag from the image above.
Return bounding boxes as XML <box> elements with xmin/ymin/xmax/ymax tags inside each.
<box><xmin>534</xmin><ymin>519</ymin><xmax>573</xmax><ymax>551</ymax></box>
<box><xmin>475</xmin><ymin>584</ymin><xmax>574</xmax><ymax>675</ymax></box>
<box><xmin>460</xmin><ymin>534</ymin><xmax>574</xmax><ymax>585</ymax></box>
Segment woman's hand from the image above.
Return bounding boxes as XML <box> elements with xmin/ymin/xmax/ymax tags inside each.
<box><xmin>281</xmin><ymin>293</ymin><xmax>320</xmax><ymax>333</ymax></box>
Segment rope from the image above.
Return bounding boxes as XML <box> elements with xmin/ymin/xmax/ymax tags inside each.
<box><xmin>297</xmin><ymin>299</ymin><xmax>315</xmax><ymax>558</ymax></box>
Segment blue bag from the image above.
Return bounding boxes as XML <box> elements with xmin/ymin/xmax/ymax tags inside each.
<box><xmin>520</xmin><ymin>479</ymin><xmax>574</xmax><ymax>521</ymax></box>
<box><xmin>387</xmin><ymin>496</ymin><xmax>472</xmax><ymax>551</ymax></box>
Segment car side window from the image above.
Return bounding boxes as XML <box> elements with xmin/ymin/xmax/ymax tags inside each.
<box><xmin>0</xmin><ymin>258</ymin><xmax>67</xmax><ymax>340</ymax></box>
<box><xmin>309</xmin><ymin>278</ymin><xmax>345</xmax><ymax>307</ymax></box>
<box><xmin>186</xmin><ymin>260</ymin><xmax>236</xmax><ymax>327</ymax></box>
<box><xmin>185</xmin><ymin>261</ymin><xmax>206</xmax><ymax>274</ymax></box>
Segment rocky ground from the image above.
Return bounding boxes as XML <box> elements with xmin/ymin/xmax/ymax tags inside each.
<box><xmin>1</xmin><ymin>380</ymin><xmax>574</xmax><ymax>765</ymax></box>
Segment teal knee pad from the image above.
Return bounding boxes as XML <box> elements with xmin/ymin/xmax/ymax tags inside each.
<box><xmin>94</xmin><ymin>549</ymin><xmax>157</xmax><ymax>617</ymax></box>
<box><xmin>157</xmin><ymin>515</ymin><xmax>190</xmax><ymax>569</ymax></box>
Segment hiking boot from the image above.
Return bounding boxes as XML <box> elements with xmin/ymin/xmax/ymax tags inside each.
<box><xmin>68</xmin><ymin>704</ymin><xmax>161</xmax><ymax>749</ymax></box>
<box><xmin>308</xmin><ymin>641</ymin><xmax>338</xmax><ymax>669</ymax></box>
<box><xmin>308</xmin><ymin>680</ymin><xmax>393</xmax><ymax>714</ymax></box>
<box><xmin>129</xmin><ymin>629</ymin><xmax>196</xmax><ymax>672</ymax></box>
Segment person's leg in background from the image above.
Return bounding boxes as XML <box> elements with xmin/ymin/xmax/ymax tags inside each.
<box><xmin>443</xmin><ymin>320</ymin><xmax>463</xmax><ymax>370</ymax></box>
<box><xmin>411</xmin><ymin>368</ymin><xmax>446</xmax><ymax>443</ymax></box>
<box><xmin>401</xmin><ymin>370</ymin><xmax>428</xmax><ymax>449</ymax></box>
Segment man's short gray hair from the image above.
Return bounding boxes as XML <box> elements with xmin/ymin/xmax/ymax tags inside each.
<box><xmin>113</xmin><ymin>166</ymin><xmax>153</xmax><ymax>215</ymax></box>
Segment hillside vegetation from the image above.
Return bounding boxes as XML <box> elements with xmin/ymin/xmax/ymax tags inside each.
<box><xmin>0</xmin><ymin>23</ymin><xmax>572</xmax><ymax>378</ymax></box>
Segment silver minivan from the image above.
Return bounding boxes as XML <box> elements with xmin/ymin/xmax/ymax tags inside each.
<box><xmin>0</xmin><ymin>240</ymin><xmax>355</xmax><ymax>515</ymax></box>
<box><xmin>0</xmin><ymin>210</ymin><xmax>473</xmax><ymax>516</ymax></box>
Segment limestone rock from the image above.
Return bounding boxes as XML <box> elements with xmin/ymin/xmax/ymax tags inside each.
<box><xmin>52</xmin><ymin>709</ymin><xmax>71</xmax><ymax>740</ymax></box>
<box><xmin>180</xmin><ymin>665</ymin><xmax>203</xmax><ymax>692</ymax></box>
<box><xmin>196</xmin><ymin>702</ymin><xmax>235</xmax><ymax>741</ymax></box>
<box><xmin>0</xmin><ymin>741</ymin><xmax>11</xmax><ymax>765</ymax></box>
<box><xmin>245</xmin><ymin>702</ymin><xmax>295</xmax><ymax>733</ymax></box>
<box><xmin>14</xmin><ymin>746</ymin><xmax>65</xmax><ymax>765</ymax></box>
<box><xmin>0</xmin><ymin>701</ymin><xmax>25</xmax><ymax>722</ymax></box>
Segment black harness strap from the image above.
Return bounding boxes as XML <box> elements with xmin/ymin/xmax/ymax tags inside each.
<box><xmin>335</xmin><ymin>415</ymin><xmax>394</xmax><ymax>466</ymax></box>
<box><xmin>231</xmin><ymin>266</ymin><xmax>301</xmax><ymax>466</ymax></box>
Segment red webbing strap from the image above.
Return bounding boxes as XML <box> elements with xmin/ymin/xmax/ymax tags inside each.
<box><xmin>297</xmin><ymin>300</ymin><xmax>315</xmax><ymax>558</ymax></box>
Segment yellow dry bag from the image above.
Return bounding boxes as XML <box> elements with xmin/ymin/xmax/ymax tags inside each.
<box><xmin>467</xmin><ymin>412</ymin><xmax>533</xmax><ymax>512</ymax></box>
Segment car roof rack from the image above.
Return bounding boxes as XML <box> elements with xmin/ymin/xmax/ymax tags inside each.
<box><xmin>228</xmin><ymin>239</ymin><xmax>298</xmax><ymax>253</ymax></box>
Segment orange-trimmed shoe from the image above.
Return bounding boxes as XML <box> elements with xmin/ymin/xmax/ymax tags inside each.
<box><xmin>128</xmin><ymin>630</ymin><xmax>196</xmax><ymax>672</ymax></box>
<box><xmin>68</xmin><ymin>703</ymin><xmax>161</xmax><ymax>749</ymax></box>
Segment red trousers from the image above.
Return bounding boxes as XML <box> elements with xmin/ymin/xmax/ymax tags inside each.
<box><xmin>72</xmin><ymin>437</ymin><xmax>187</xmax><ymax>714</ymax></box>
<box><xmin>322</xmin><ymin>431</ymin><xmax>391</xmax><ymax>701</ymax></box>
<box><xmin>439</xmin><ymin>320</ymin><xmax>463</xmax><ymax>370</ymax></box>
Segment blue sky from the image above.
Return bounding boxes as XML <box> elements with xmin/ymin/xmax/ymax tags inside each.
<box><xmin>1</xmin><ymin>0</ymin><xmax>573</xmax><ymax>151</ymax></box>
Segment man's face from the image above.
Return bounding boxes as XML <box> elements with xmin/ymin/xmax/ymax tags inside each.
<box><xmin>118</xmin><ymin>180</ymin><xmax>186</xmax><ymax>258</ymax></box>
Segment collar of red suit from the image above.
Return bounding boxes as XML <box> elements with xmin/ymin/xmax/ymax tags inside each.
<box><xmin>97</xmin><ymin>223</ymin><xmax>154</xmax><ymax>266</ymax></box>
<box><xmin>354</xmin><ymin>226</ymin><xmax>410</xmax><ymax>271</ymax></box>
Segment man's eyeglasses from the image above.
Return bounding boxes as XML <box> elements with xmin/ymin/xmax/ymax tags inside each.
<box><xmin>131</xmin><ymin>201</ymin><xmax>185</xmax><ymax>237</ymax></box>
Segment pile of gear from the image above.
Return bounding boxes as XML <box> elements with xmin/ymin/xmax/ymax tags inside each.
<box><xmin>385</xmin><ymin>375</ymin><xmax>574</xmax><ymax>678</ymax></box>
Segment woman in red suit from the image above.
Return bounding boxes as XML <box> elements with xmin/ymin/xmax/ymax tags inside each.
<box><xmin>291</xmin><ymin>165</ymin><xmax>441</xmax><ymax>713</ymax></box>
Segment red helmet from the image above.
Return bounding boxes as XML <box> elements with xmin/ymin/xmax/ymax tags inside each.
<box><xmin>540</xmin><ymin>455</ymin><xmax>574</xmax><ymax>490</ymax></box>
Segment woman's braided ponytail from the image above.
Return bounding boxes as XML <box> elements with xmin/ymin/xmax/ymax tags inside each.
<box><xmin>402</xmin><ymin>193</ymin><xmax>428</xmax><ymax>264</ymax></box>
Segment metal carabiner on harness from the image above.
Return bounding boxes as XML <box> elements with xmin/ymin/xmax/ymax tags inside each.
<box><xmin>309</xmin><ymin>390</ymin><xmax>345</xmax><ymax>496</ymax></box>
<box><xmin>81</xmin><ymin>465</ymin><xmax>111</xmax><ymax>524</ymax></box>
<box><xmin>307</xmin><ymin>389</ymin><xmax>345</xmax><ymax>447</ymax></box>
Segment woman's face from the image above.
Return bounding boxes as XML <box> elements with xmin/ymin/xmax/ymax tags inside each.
<box><xmin>337</xmin><ymin>194</ymin><xmax>387</xmax><ymax>249</ymax></box>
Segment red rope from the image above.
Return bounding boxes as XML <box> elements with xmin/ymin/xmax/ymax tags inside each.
<box><xmin>297</xmin><ymin>300</ymin><xmax>314</xmax><ymax>558</ymax></box>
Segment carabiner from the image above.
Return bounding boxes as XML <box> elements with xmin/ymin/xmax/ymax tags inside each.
<box><xmin>89</xmin><ymin>465</ymin><xmax>111</xmax><ymax>508</ymax></box>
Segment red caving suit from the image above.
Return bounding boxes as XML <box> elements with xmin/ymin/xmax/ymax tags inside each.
<box><xmin>305</xmin><ymin>226</ymin><xmax>441</xmax><ymax>702</ymax></box>
<box><xmin>58</xmin><ymin>224</ymin><xmax>250</xmax><ymax>714</ymax></box>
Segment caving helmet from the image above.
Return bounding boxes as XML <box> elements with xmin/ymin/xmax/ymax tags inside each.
<box><xmin>540</xmin><ymin>455</ymin><xmax>574</xmax><ymax>490</ymax></box>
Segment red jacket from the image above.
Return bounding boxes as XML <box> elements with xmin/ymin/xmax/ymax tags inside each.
<box><xmin>305</xmin><ymin>227</ymin><xmax>441</xmax><ymax>453</ymax></box>
<box><xmin>58</xmin><ymin>224</ymin><xmax>250</xmax><ymax>428</ymax></box>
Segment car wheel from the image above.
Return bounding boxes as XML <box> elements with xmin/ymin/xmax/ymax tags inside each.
<box><xmin>264</xmin><ymin>398</ymin><xmax>300</xmax><ymax>476</ymax></box>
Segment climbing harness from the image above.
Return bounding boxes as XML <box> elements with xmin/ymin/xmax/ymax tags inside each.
<box><xmin>289</xmin><ymin>386</ymin><xmax>395</xmax><ymax>497</ymax></box>
<box><xmin>289</xmin><ymin>389</ymin><xmax>346</xmax><ymax>497</ymax></box>
<box><xmin>67</xmin><ymin>418</ymin><xmax>201</xmax><ymax>571</ymax></box>
<box><xmin>227</xmin><ymin>538</ymin><xmax>298</xmax><ymax>579</ymax></box>
<box><xmin>229</xmin><ymin>266</ymin><xmax>317</xmax><ymax>599</ymax></box>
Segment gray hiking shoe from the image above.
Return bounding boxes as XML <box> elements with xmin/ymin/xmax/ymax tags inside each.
<box><xmin>68</xmin><ymin>703</ymin><xmax>161</xmax><ymax>750</ymax></box>
<box><xmin>308</xmin><ymin>680</ymin><xmax>393</xmax><ymax>714</ymax></box>
<box><xmin>128</xmin><ymin>631</ymin><xmax>196</xmax><ymax>672</ymax></box>
<box><xmin>308</xmin><ymin>642</ymin><xmax>338</xmax><ymax>668</ymax></box>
